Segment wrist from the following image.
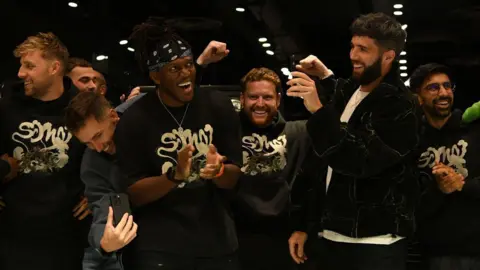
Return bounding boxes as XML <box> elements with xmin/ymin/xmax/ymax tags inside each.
<box><xmin>214</xmin><ymin>163</ymin><xmax>225</xmax><ymax>178</ymax></box>
<box><xmin>166</xmin><ymin>167</ymin><xmax>186</xmax><ymax>184</ymax></box>
<box><xmin>196</xmin><ymin>56</ymin><xmax>208</xmax><ymax>67</ymax></box>
<box><xmin>100</xmin><ymin>237</ymin><xmax>113</xmax><ymax>254</ymax></box>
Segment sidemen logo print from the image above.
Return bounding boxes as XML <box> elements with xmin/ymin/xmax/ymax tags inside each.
<box><xmin>12</xmin><ymin>120</ymin><xmax>72</xmax><ymax>174</ymax></box>
<box><xmin>156</xmin><ymin>124</ymin><xmax>213</xmax><ymax>188</ymax></box>
<box><xmin>418</xmin><ymin>139</ymin><xmax>469</xmax><ymax>177</ymax></box>
<box><xmin>242</xmin><ymin>133</ymin><xmax>287</xmax><ymax>176</ymax></box>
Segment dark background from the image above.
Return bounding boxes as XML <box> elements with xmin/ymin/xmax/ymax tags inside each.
<box><xmin>0</xmin><ymin>0</ymin><xmax>479</xmax><ymax>119</ymax></box>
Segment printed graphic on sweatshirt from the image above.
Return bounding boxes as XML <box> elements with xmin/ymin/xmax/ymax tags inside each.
<box><xmin>12</xmin><ymin>120</ymin><xmax>73</xmax><ymax>174</ymax></box>
<box><xmin>156</xmin><ymin>124</ymin><xmax>213</xmax><ymax>188</ymax></box>
<box><xmin>241</xmin><ymin>133</ymin><xmax>287</xmax><ymax>176</ymax></box>
<box><xmin>418</xmin><ymin>139</ymin><xmax>469</xmax><ymax>177</ymax></box>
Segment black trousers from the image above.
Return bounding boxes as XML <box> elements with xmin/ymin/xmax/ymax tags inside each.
<box><xmin>317</xmin><ymin>238</ymin><xmax>408</xmax><ymax>270</ymax></box>
<box><xmin>237</xmin><ymin>231</ymin><xmax>296</xmax><ymax>270</ymax></box>
<box><xmin>123</xmin><ymin>251</ymin><xmax>240</xmax><ymax>270</ymax></box>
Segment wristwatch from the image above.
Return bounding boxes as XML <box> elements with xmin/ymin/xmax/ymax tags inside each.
<box><xmin>166</xmin><ymin>167</ymin><xmax>185</xmax><ymax>185</ymax></box>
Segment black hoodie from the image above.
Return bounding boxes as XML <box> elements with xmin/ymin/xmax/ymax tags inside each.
<box><xmin>233</xmin><ymin>112</ymin><xmax>313</xmax><ymax>234</ymax></box>
<box><xmin>417</xmin><ymin>110</ymin><xmax>480</xmax><ymax>257</ymax></box>
<box><xmin>0</xmin><ymin>79</ymin><xmax>88</xmax><ymax>269</ymax></box>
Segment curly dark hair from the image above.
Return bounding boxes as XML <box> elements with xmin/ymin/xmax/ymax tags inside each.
<box><xmin>350</xmin><ymin>12</ymin><xmax>407</xmax><ymax>58</ymax></box>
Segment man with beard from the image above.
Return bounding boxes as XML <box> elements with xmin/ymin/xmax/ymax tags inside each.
<box><xmin>113</xmin><ymin>17</ymin><xmax>243</xmax><ymax>270</ymax></box>
<box><xmin>286</xmin><ymin>13</ymin><xmax>420</xmax><ymax>270</ymax></box>
<box><xmin>232</xmin><ymin>67</ymin><xmax>324</xmax><ymax>270</ymax></box>
<box><xmin>0</xmin><ymin>32</ymin><xmax>90</xmax><ymax>270</ymax></box>
<box><xmin>410</xmin><ymin>63</ymin><xmax>480</xmax><ymax>270</ymax></box>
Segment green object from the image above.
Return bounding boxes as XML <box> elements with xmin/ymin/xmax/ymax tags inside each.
<box><xmin>463</xmin><ymin>101</ymin><xmax>480</xmax><ymax>123</ymax></box>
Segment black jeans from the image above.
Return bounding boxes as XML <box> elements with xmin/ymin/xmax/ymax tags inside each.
<box><xmin>123</xmin><ymin>251</ymin><xmax>240</xmax><ymax>270</ymax></box>
<box><xmin>429</xmin><ymin>256</ymin><xmax>480</xmax><ymax>270</ymax></box>
<box><xmin>317</xmin><ymin>238</ymin><xmax>408</xmax><ymax>270</ymax></box>
<box><xmin>237</xmin><ymin>231</ymin><xmax>296</xmax><ymax>270</ymax></box>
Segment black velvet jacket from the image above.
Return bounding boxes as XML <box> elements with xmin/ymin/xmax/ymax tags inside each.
<box><xmin>307</xmin><ymin>64</ymin><xmax>421</xmax><ymax>238</ymax></box>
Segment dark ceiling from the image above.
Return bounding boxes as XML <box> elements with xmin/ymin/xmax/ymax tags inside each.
<box><xmin>1</xmin><ymin>0</ymin><xmax>479</xmax><ymax>115</ymax></box>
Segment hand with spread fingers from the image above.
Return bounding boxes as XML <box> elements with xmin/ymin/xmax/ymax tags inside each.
<box><xmin>196</xmin><ymin>41</ymin><xmax>230</xmax><ymax>66</ymax></box>
<box><xmin>200</xmin><ymin>144</ymin><xmax>226</xmax><ymax>179</ymax></box>
<box><xmin>286</xmin><ymin>71</ymin><xmax>323</xmax><ymax>113</ymax></box>
<box><xmin>432</xmin><ymin>162</ymin><xmax>465</xmax><ymax>194</ymax></box>
<box><xmin>175</xmin><ymin>144</ymin><xmax>195</xmax><ymax>180</ymax></box>
<box><xmin>100</xmin><ymin>206</ymin><xmax>138</xmax><ymax>253</ymax></box>
<box><xmin>73</xmin><ymin>196</ymin><xmax>92</xmax><ymax>220</ymax></box>
<box><xmin>295</xmin><ymin>55</ymin><xmax>332</xmax><ymax>79</ymax></box>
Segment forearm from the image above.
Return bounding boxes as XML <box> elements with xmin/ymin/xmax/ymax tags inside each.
<box><xmin>212</xmin><ymin>164</ymin><xmax>240</xmax><ymax>189</ymax></box>
<box><xmin>128</xmin><ymin>175</ymin><xmax>177</xmax><ymax>206</ymax></box>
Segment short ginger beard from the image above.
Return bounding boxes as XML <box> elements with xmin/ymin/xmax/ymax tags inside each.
<box><xmin>353</xmin><ymin>56</ymin><xmax>383</xmax><ymax>85</ymax></box>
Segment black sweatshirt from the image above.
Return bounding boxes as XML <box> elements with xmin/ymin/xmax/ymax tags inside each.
<box><xmin>233</xmin><ymin>112</ymin><xmax>314</xmax><ymax>235</ymax></box>
<box><xmin>0</xmin><ymin>79</ymin><xmax>89</xmax><ymax>269</ymax></box>
<box><xmin>417</xmin><ymin>110</ymin><xmax>480</xmax><ymax>257</ymax></box>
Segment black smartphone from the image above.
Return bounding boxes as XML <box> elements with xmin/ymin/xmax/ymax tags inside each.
<box><xmin>109</xmin><ymin>193</ymin><xmax>131</xmax><ymax>226</ymax></box>
<box><xmin>138</xmin><ymin>85</ymin><xmax>156</xmax><ymax>93</ymax></box>
<box><xmin>289</xmin><ymin>54</ymin><xmax>306</xmax><ymax>73</ymax></box>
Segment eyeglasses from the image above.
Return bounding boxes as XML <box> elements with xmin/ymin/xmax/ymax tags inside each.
<box><xmin>424</xmin><ymin>82</ymin><xmax>456</xmax><ymax>94</ymax></box>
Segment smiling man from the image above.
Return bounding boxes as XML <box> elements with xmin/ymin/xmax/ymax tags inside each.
<box><xmin>411</xmin><ymin>63</ymin><xmax>480</xmax><ymax>270</ymax></box>
<box><xmin>112</xmin><ymin>17</ymin><xmax>243</xmax><ymax>270</ymax></box>
<box><xmin>286</xmin><ymin>13</ymin><xmax>420</xmax><ymax>270</ymax></box>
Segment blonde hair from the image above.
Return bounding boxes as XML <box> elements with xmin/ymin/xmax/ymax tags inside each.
<box><xmin>241</xmin><ymin>67</ymin><xmax>281</xmax><ymax>93</ymax></box>
<box><xmin>14</xmin><ymin>32</ymin><xmax>69</xmax><ymax>74</ymax></box>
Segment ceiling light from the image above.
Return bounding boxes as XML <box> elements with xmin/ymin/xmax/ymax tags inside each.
<box><xmin>400</xmin><ymin>73</ymin><xmax>408</xmax><ymax>77</ymax></box>
<box><xmin>68</xmin><ymin>2</ymin><xmax>78</xmax><ymax>7</ymax></box>
<box><xmin>105</xmin><ymin>56</ymin><xmax>109</xmax><ymax>60</ymax></box>
<box><xmin>262</xmin><ymin>43</ymin><xmax>271</xmax><ymax>48</ymax></box>
<box><xmin>119</xmin><ymin>40</ymin><xmax>128</xmax><ymax>45</ymax></box>
<box><xmin>393</xmin><ymin>4</ymin><xmax>403</xmax><ymax>9</ymax></box>
<box><xmin>402</xmin><ymin>24</ymin><xmax>408</xmax><ymax>30</ymax></box>
<box><xmin>266</xmin><ymin>50</ymin><xmax>274</xmax><ymax>55</ymax></box>
<box><xmin>394</xmin><ymin>11</ymin><xmax>403</xmax><ymax>16</ymax></box>
<box><xmin>127</xmin><ymin>47</ymin><xmax>135</xmax><ymax>52</ymax></box>
<box><xmin>400</xmin><ymin>66</ymin><xmax>407</xmax><ymax>70</ymax></box>
<box><xmin>399</xmin><ymin>59</ymin><xmax>407</xmax><ymax>64</ymax></box>
<box><xmin>400</xmin><ymin>51</ymin><xmax>406</xmax><ymax>56</ymax></box>
<box><xmin>96</xmin><ymin>55</ymin><xmax>106</xmax><ymax>61</ymax></box>
<box><xmin>258</xmin><ymin>37</ymin><xmax>267</xmax><ymax>43</ymax></box>
<box><xmin>235</xmin><ymin>7</ymin><xmax>245</xmax><ymax>12</ymax></box>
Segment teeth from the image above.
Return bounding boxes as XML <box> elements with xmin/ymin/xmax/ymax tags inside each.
<box><xmin>178</xmin><ymin>82</ymin><xmax>191</xmax><ymax>87</ymax></box>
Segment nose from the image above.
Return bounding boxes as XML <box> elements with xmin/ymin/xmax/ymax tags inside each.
<box><xmin>256</xmin><ymin>97</ymin><xmax>266</xmax><ymax>107</ymax></box>
<box><xmin>86</xmin><ymin>81</ymin><xmax>97</xmax><ymax>92</ymax></box>
<box><xmin>17</xmin><ymin>67</ymin><xmax>26</xmax><ymax>79</ymax></box>
<box><xmin>92</xmin><ymin>141</ymin><xmax>104</xmax><ymax>152</ymax></box>
<box><xmin>180</xmin><ymin>66</ymin><xmax>192</xmax><ymax>77</ymax></box>
<box><xmin>350</xmin><ymin>48</ymin><xmax>359</xmax><ymax>61</ymax></box>
<box><xmin>438</xmin><ymin>84</ymin><xmax>451</xmax><ymax>97</ymax></box>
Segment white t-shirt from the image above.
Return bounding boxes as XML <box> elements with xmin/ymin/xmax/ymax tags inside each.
<box><xmin>321</xmin><ymin>88</ymin><xmax>404</xmax><ymax>245</ymax></box>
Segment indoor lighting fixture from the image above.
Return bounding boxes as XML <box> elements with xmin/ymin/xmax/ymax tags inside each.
<box><xmin>393</xmin><ymin>4</ymin><xmax>403</xmax><ymax>9</ymax></box>
<box><xmin>281</xmin><ymin>67</ymin><xmax>289</xmax><ymax>74</ymax></box>
<box><xmin>235</xmin><ymin>7</ymin><xmax>245</xmax><ymax>12</ymax></box>
<box><xmin>258</xmin><ymin>37</ymin><xmax>267</xmax><ymax>43</ymax></box>
<box><xmin>404</xmin><ymin>78</ymin><xmax>410</xmax><ymax>87</ymax></box>
<box><xmin>400</xmin><ymin>73</ymin><xmax>408</xmax><ymax>77</ymax></box>
<box><xmin>96</xmin><ymin>55</ymin><xmax>106</xmax><ymax>61</ymax></box>
<box><xmin>119</xmin><ymin>40</ymin><xmax>128</xmax><ymax>45</ymax></box>
<box><xmin>402</xmin><ymin>24</ymin><xmax>408</xmax><ymax>30</ymax></box>
<box><xmin>394</xmin><ymin>11</ymin><xmax>403</xmax><ymax>16</ymax></box>
<box><xmin>399</xmin><ymin>59</ymin><xmax>407</xmax><ymax>64</ymax></box>
<box><xmin>400</xmin><ymin>66</ymin><xmax>407</xmax><ymax>70</ymax></box>
<box><xmin>127</xmin><ymin>47</ymin><xmax>135</xmax><ymax>52</ymax></box>
<box><xmin>262</xmin><ymin>43</ymin><xmax>271</xmax><ymax>48</ymax></box>
<box><xmin>266</xmin><ymin>50</ymin><xmax>274</xmax><ymax>55</ymax></box>
<box><xmin>400</xmin><ymin>51</ymin><xmax>406</xmax><ymax>56</ymax></box>
<box><xmin>68</xmin><ymin>2</ymin><xmax>78</xmax><ymax>7</ymax></box>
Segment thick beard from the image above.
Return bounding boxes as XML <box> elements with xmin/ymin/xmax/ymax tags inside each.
<box><xmin>353</xmin><ymin>57</ymin><xmax>382</xmax><ymax>85</ymax></box>
<box><xmin>425</xmin><ymin>97</ymin><xmax>453</xmax><ymax>119</ymax></box>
